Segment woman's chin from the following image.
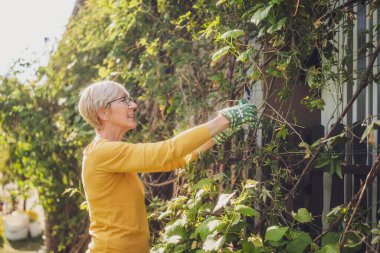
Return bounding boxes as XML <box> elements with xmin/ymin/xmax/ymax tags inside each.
<box><xmin>125</xmin><ymin>121</ymin><xmax>138</xmax><ymax>131</ymax></box>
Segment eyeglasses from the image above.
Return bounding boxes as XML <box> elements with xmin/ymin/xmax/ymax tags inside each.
<box><xmin>106</xmin><ymin>95</ymin><xmax>135</xmax><ymax>107</ymax></box>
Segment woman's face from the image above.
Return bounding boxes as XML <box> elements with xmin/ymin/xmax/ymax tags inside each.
<box><xmin>106</xmin><ymin>91</ymin><xmax>138</xmax><ymax>132</ymax></box>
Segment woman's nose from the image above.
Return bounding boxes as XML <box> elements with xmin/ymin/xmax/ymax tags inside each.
<box><xmin>128</xmin><ymin>101</ymin><xmax>137</xmax><ymax>109</ymax></box>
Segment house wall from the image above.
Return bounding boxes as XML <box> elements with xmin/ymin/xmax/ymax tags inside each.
<box><xmin>266</xmin><ymin>78</ymin><xmax>321</xmax><ymax>130</ymax></box>
<box><xmin>321</xmin><ymin>1</ymin><xmax>380</xmax><ymax>229</ymax></box>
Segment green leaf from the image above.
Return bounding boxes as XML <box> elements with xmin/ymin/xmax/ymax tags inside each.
<box><xmin>244</xmin><ymin>179</ymin><xmax>259</xmax><ymax>189</ymax></box>
<box><xmin>212</xmin><ymin>46</ymin><xmax>231</xmax><ymax>61</ymax></box>
<box><xmin>286</xmin><ymin>237</ymin><xmax>312</xmax><ymax>253</ymax></box>
<box><xmin>165</xmin><ymin>219</ymin><xmax>187</xmax><ymax>238</ymax></box>
<box><xmin>191</xmin><ymin>217</ymin><xmax>221</xmax><ymax>241</ymax></box>
<box><xmin>267</xmin><ymin>17</ymin><xmax>287</xmax><ymax>34</ymax></box>
<box><xmin>236</xmin><ymin>49</ymin><xmax>255</xmax><ymax>63</ymax></box>
<box><xmin>360</xmin><ymin>121</ymin><xmax>380</xmax><ymax>142</ymax></box>
<box><xmin>326</xmin><ymin>132</ymin><xmax>346</xmax><ymax>146</ymax></box>
<box><xmin>79</xmin><ymin>201</ymin><xmax>88</xmax><ymax>210</ymax></box>
<box><xmin>174</xmin><ymin>242</ymin><xmax>191</xmax><ymax>252</ymax></box>
<box><xmin>241</xmin><ymin>241</ymin><xmax>256</xmax><ymax>252</ymax></box>
<box><xmin>333</xmin><ymin>159</ymin><xmax>343</xmax><ymax>178</ymax></box>
<box><xmin>298</xmin><ymin>141</ymin><xmax>308</xmax><ymax>148</ymax></box>
<box><xmin>276</xmin><ymin>124</ymin><xmax>288</xmax><ymax>140</ymax></box>
<box><xmin>199</xmin><ymin>202</ymin><xmax>214</xmax><ymax>213</ymax></box>
<box><xmin>169</xmin><ymin>196</ymin><xmax>188</xmax><ymax>209</ymax></box>
<box><xmin>158</xmin><ymin>209</ymin><xmax>172</xmax><ymax>220</ymax></box>
<box><xmin>203</xmin><ymin>235</ymin><xmax>226</xmax><ymax>252</ymax></box>
<box><xmin>265</xmin><ymin>225</ymin><xmax>288</xmax><ymax>242</ymax></box>
<box><xmin>322</xmin><ymin>232</ymin><xmax>340</xmax><ymax>246</ymax></box>
<box><xmin>315</xmin><ymin>155</ymin><xmax>330</xmax><ymax>168</ymax></box>
<box><xmin>371</xmin><ymin>234</ymin><xmax>380</xmax><ymax>245</ymax></box>
<box><xmin>257</xmin><ymin>27</ymin><xmax>266</xmax><ymax>37</ymax></box>
<box><xmin>167</xmin><ymin>235</ymin><xmax>183</xmax><ymax>244</ymax></box>
<box><xmin>326</xmin><ymin>206</ymin><xmax>342</xmax><ymax>218</ymax></box>
<box><xmin>231</xmin><ymin>212</ymin><xmax>241</xmax><ymax>226</ymax></box>
<box><xmin>164</xmin><ymin>223</ymin><xmax>188</xmax><ymax>244</ymax></box>
<box><xmin>270</xmin><ymin>0</ymin><xmax>284</xmax><ymax>5</ymax></box>
<box><xmin>315</xmin><ymin>244</ymin><xmax>338</xmax><ymax>253</ymax></box>
<box><xmin>286</xmin><ymin>230</ymin><xmax>312</xmax><ymax>253</ymax></box>
<box><xmin>193</xmin><ymin>178</ymin><xmax>213</xmax><ymax>191</ymax></box>
<box><xmin>236</xmin><ymin>205</ymin><xmax>259</xmax><ymax>217</ymax></box>
<box><xmin>221</xmin><ymin>29</ymin><xmax>245</xmax><ymax>39</ymax></box>
<box><xmin>98</xmin><ymin>66</ymin><xmax>109</xmax><ymax>78</ymax></box>
<box><xmin>207</xmin><ymin>219</ymin><xmax>223</xmax><ymax>231</ymax></box>
<box><xmin>292</xmin><ymin>208</ymin><xmax>312</xmax><ymax>223</ymax></box>
<box><xmin>249</xmin><ymin>235</ymin><xmax>264</xmax><ymax>247</ymax></box>
<box><xmin>213</xmin><ymin>192</ymin><xmax>235</xmax><ymax>212</ymax></box>
<box><xmin>305</xmin><ymin>66</ymin><xmax>321</xmax><ymax>88</ymax></box>
<box><xmin>216</xmin><ymin>0</ymin><xmax>227</xmax><ymax>6</ymax></box>
<box><xmin>251</xmin><ymin>6</ymin><xmax>273</xmax><ymax>25</ymax></box>
<box><xmin>267</xmin><ymin>66</ymin><xmax>282</xmax><ymax>78</ymax></box>
<box><xmin>62</xmin><ymin>187</ymin><xmax>80</xmax><ymax>198</ymax></box>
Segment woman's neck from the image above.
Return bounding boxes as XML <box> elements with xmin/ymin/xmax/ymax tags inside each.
<box><xmin>96</xmin><ymin>127</ymin><xmax>125</xmax><ymax>141</ymax></box>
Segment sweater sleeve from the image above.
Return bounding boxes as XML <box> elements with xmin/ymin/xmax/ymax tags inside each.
<box><xmin>142</xmin><ymin>153</ymin><xmax>197</xmax><ymax>173</ymax></box>
<box><xmin>91</xmin><ymin>125</ymin><xmax>211</xmax><ymax>173</ymax></box>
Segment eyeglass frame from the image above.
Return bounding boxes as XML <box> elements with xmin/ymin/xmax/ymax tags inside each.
<box><xmin>106</xmin><ymin>95</ymin><xmax>135</xmax><ymax>107</ymax></box>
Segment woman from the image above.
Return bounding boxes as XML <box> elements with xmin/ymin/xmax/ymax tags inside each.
<box><xmin>78</xmin><ymin>81</ymin><xmax>257</xmax><ymax>253</ymax></box>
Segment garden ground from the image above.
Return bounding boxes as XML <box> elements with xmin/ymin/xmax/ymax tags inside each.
<box><xmin>1</xmin><ymin>236</ymin><xmax>44</xmax><ymax>253</ymax></box>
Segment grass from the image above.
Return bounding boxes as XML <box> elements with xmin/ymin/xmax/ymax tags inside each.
<box><xmin>0</xmin><ymin>236</ymin><xmax>44</xmax><ymax>253</ymax></box>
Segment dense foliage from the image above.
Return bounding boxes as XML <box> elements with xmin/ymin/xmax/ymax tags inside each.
<box><xmin>0</xmin><ymin>0</ymin><xmax>379</xmax><ymax>252</ymax></box>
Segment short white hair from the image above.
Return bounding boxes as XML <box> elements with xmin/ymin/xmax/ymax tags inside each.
<box><xmin>78</xmin><ymin>81</ymin><xmax>127</xmax><ymax>129</ymax></box>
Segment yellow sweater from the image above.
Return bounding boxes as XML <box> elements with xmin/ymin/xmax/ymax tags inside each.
<box><xmin>82</xmin><ymin>125</ymin><xmax>212</xmax><ymax>253</ymax></box>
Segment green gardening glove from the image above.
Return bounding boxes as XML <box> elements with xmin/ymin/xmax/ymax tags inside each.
<box><xmin>214</xmin><ymin>100</ymin><xmax>258</xmax><ymax>145</ymax></box>
<box><xmin>218</xmin><ymin>100</ymin><xmax>258</xmax><ymax>129</ymax></box>
<box><xmin>213</xmin><ymin>125</ymin><xmax>242</xmax><ymax>145</ymax></box>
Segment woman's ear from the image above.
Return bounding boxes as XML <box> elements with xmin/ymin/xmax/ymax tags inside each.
<box><xmin>96</xmin><ymin>108</ymin><xmax>108</xmax><ymax>121</ymax></box>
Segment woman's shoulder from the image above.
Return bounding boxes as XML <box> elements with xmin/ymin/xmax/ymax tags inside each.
<box><xmin>84</xmin><ymin>136</ymin><xmax>135</xmax><ymax>158</ymax></box>
<box><xmin>83</xmin><ymin>136</ymin><xmax>108</xmax><ymax>156</ymax></box>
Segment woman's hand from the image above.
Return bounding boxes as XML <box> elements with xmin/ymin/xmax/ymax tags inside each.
<box><xmin>213</xmin><ymin>125</ymin><xmax>242</xmax><ymax>145</ymax></box>
<box><xmin>214</xmin><ymin>100</ymin><xmax>258</xmax><ymax>145</ymax></box>
<box><xmin>218</xmin><ymin>100</ymin><xmax>258</xmax><ymax>129</ymax></box>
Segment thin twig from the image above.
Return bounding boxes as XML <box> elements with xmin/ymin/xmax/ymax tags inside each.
<box><xmin>260</xmin><ymin>43</ymin><xmax>290</xmax><ymax>70</ymax></box>
<box><xmin>147</xmin><ymin>177</ymin><xmax>178</xmax><ymax>187</ymax></box>
<box><xmin>263</xmin><ymin>101</ymin><xmax>305</xmax><ymax>142</ymax></box>
<box><xmin>293</xmin><ymin>0</ymin><xmax>300</xmax><ymax>16</ymax></box>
